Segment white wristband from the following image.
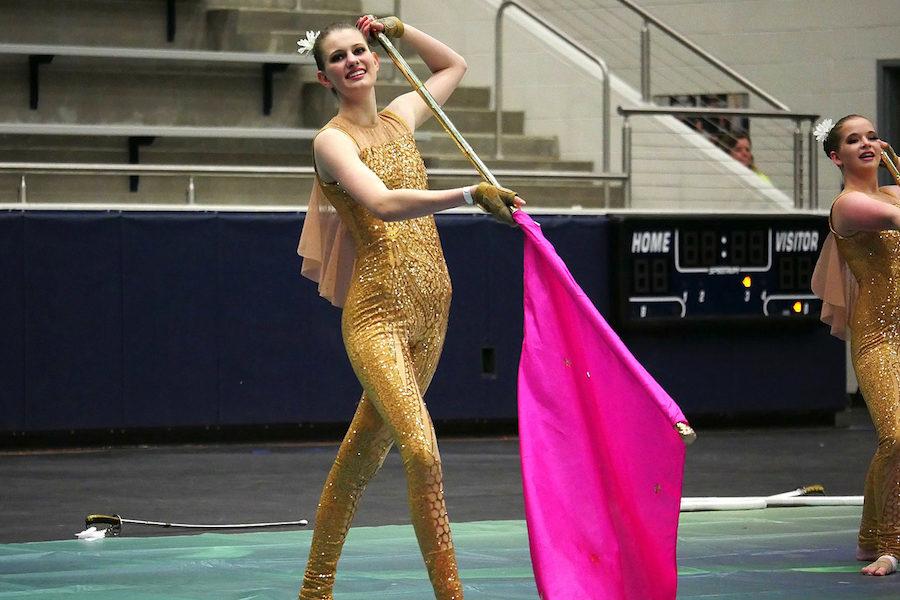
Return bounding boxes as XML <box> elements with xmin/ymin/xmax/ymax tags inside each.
<box><xmin>462</xmin><ymin>186</ymin><xmax>474</xmax><ymax>206</ymax></box>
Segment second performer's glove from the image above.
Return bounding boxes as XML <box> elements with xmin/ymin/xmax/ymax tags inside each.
<box><xmin>472</xmin><ymin>182</ymin><xmax>517</xmax><ymax>227</ymax></box>
<box><xmin>374</xmin><ymin>16</ymin><xmax>405</xmax><ymax>39</ymax></box>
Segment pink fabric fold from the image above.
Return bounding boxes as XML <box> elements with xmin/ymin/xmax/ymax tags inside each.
<box><xmin>515</xmin><ymin>210</ymin><xmax>687</xmax><ymax>600</ymax></box>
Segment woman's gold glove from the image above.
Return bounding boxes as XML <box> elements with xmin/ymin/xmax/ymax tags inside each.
<box><xmin>882</xmin><ymin>143</ymin><xmax>900</xmax><ymax>186</ymax></box>
<box><xmin>472</xmin><ymin>182</ymin><xmax>517</xmax><ymax>227</ymax></box>
<box><xmin>374</xmin><ymin>16</ymin><xmax>404</xmax><ymax>39</ymax></box>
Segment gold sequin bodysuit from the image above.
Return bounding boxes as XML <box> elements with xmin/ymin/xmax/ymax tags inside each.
<box><xmin>835</xmin><ymin>200</ymin><xmax>900</xmax><ymax>560</ymax></box>
<box><xmin>299</xmin><ymin>111</ymin><xmax>462</xmax><ymax>599</ymax></box>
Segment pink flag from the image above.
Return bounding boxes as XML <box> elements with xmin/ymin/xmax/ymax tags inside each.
<box><xmin>515</xmin><ymin>210</ymin><xmax>687</xmax><ymax>600</ymax></box>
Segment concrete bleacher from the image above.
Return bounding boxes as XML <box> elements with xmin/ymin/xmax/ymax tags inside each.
<box><xmin>0</xmin><ymin>0</ymin><xmax>613</xmax><ymax>207</ymax></box>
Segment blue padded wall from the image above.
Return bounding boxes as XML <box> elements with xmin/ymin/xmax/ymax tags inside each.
<box><xmin>215</xmin><ymin>213</ymin><xmax>356</xmax><ymax>424</ymax></box>
<box><xmin>0</xmin><ymin>213</ymin><xmax>24</xmax><ymax>430</ymax></box>
<box><xmin>621</xmin><ymin>326</ymin><xmax>845</xmax><ymax>416</ymax></box>
<box><xmin>0</xmin><ymin>209</ymin><xmax>844</xmax><ymax>433</ymax></box>
<box><xmin>120</xmin><ymin>213</ymin><xmax>219</xmax><ymax>427</ymax></box>
<box><xmin>23</xmin><ymin>212</ymin><xmax>123</xmax><ymax>430</ymax></box>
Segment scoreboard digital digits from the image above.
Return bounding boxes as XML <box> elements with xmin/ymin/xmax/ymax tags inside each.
<box><xmin>613</xmin><ymin>215</ymin><xmax>828</xmax><ymax>324</ymax></box>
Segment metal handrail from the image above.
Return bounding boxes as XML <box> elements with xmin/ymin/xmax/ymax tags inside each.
<box><xmin>495</xmin><ymin>0</ymin><xmax>610</xmax><ymax>173</ymax></box>
<box><xmin>618</xmin><ymin>107</ymin><xmax>817</xmax><ymax>120</ymax></box>
<box><xmin>618</xmin><ymin>106</ymin><xmax>818</xmax><ymax>209</ymax></box>
<box><xmin>0</xmin><ymin>163</ymin><xmax>312</xmax><ymax>176</ymax></box>
<box><xmin>390</xmin><ymin>0</ymin><xmax>403</xmax><ymax>83</ymax></box>
<box><xmin>616</xmin><ymin>0</ymin><xmax>789</xmax><ymax>111</ymax></box>
<box><xmin>2</xmin><ymin>162</ymin><xmax>626</xmax><ymax>205</ymax></box>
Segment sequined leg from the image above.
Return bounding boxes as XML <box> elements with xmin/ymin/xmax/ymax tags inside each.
<box><xmin>299</xmin><ymin>395</ymin><xmax>393</xmax><ymax>600</ymax></box>
<box><xmin>346</xmin><ymin>326</ymin><xmax>463</xmax><ymax>599</ymax></box>
<box><xmin>877</xmin><ymin>448</ymin><xmax>900</xmax><ymax>559</ymax></box>
<box><xmin>408</xmin><ymin>313</ymin><xmax>462</xmax><ymax>599</ymax></box>
<box><xmin>404</xmin><ymin>416</ymin><xmax>462</xmax><ymax>599</ymax></box>
<box><xmin>859</xmin><ymin>458</ymin><xmax>879</xmax><ymax>553</ymax></box>
<box><xmin>854</xmin><ymin>347</ymin><xmax>900</xmax><ymax>560</ymax></box>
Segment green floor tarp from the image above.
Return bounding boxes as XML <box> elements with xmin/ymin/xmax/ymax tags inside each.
<box><xmin>2</xmin><ymin>507</ymin><xmax>899</xmax><ymax>599</ymax></box>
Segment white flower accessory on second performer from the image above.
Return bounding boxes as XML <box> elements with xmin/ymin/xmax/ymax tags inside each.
<box><xmin>813</xmin><ymin>118</ymin><xmax>835</xmax><ymax>143</ymax></box>
<box><xmin>297</xmin><ymin>30</ymin><xmax>320</xmax><ymax>56</ymax></box>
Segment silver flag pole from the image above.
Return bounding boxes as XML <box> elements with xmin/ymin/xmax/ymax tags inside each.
<box><xmin>374</xmin><ymin>32</ymin><xmax>500</xmax><ymax>188</ymax></box>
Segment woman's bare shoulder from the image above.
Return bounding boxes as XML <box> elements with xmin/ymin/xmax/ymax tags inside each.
<box><xmin>879</xmin><ymin>184</ymin><xmax>900</xmax><ymax>200</ymax></box>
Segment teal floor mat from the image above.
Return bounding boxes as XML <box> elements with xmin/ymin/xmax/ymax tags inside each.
<box><xmin>2</xmin><ymin>508</ymin><xmax>899</xmax><ymax>599</ymax></box>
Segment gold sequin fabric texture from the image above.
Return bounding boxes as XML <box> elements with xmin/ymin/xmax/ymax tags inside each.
<box><xmin>299</xmin><ymin>111</ymin><xmax>461</xmax><ymax>599</ymax></box>
<box><xmin>837</xmin><ymin>213</ymin><xmax>900</xmax><ymax>560</ymax></box>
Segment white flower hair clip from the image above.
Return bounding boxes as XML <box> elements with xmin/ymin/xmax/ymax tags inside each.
<box><xmin>813</xmin><ymin>118</ymin><xmax>835</xmax><ymax>143</ymax></box>
<box><xmin>297</xmin><ymin>30</ymin><xmax>320</xmax><ymax>56</ymax></box>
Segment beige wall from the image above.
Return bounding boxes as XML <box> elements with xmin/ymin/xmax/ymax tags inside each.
<box><xmin>636</xmin><ymin>0</ymin><xmax>900</xmax><ymax>201</ymax></box>
<box><xmin>392</xmin><ymin>0</ymin><xmax>900</xmax><ymax>207</ymax></box>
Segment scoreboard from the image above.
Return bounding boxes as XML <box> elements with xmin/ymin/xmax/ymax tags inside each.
<box><xmin>612</xmin><ymin>215</ymin><xmax>828</xmax><ymax>325</ymax></box>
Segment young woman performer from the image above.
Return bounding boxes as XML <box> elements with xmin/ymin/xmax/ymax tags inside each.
<box><xmin>813</xmin><ymin>114</ymin><xmax>900</xmax><ymax>576</ymax></box>
<box><xmin>296</xmin><ymin>15</ymin><xmax>524</xmax><ymax>599</ymax></box>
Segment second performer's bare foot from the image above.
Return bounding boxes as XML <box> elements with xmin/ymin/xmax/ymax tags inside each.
<box><xmin>856</xmin><ymin>545</ymin><xmax>877</xmax><ymax>562</ymax></box>
<box><xmin>861</xmin><ymin>555</ymin><xmax>897</xmax><ymax>576</ymax></box>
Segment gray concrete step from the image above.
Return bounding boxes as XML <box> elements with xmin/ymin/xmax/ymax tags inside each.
<box><xmin>207</xmin><ymin>9</ymin><xmax>360</xmax><ymax>53</ymax></box>
<box><xmin>417</xmin><ymin>133</ymin><xmax>559</xmax><ymax>160</ymax></box>
<box><xmin>374</xmin><ymin>83</ymin><xmax>491</xmax><ymax>110</ymax></box>
<box><xmin>231</xmin><ymin>8</ymin><xmax>357</xmax><ymax>33</ymax></box>
<box><xmin>203</xmin><ymin>0</ymin><xmax>361</xmax><ymax>11</ymax></box>
<box><xmin>301</xmin><ymin>82</ymin><xmax>492</xmax><ymax>126</ymax></box>
<box><xmin>0</xmin><ymin>128</ymin><xmax>559</xmax><ymax>162</ymax></box>
<box><xmin>405</xmin><ymin>108</ymin><xmax>524</xmax><ymax>135</ymax></box>
<box><xmin>0</xmin><ymin>63</ymin><xmax>308</xmax><ymax>128</ymax></box>
<box><xmin>377</xmin><ymin>58</ymin><xmax>443</xmax><ymax>83</ymax></box>
<box><xmin>0</xmin><ymin>63</ymin><xmax>505</xmax><ymax>133</ymax></box>
<box><xmin>203</xmin><ymin>0</ymin><xmax>295</xmax><ymax>9</ymax></box>
<box><xmin>428</xmin><ymin>175</ymin><xmax>623</xmax><ymax>209</ymax></box>
<box><xmin>423</xmin><ymin>156</ymin><xmax>594</xmax><ymax>172</ymax></box>
<box><xmin>0</xmin><ymin>0</ymin><xmax>209</xmax><ymax>49</ymax></box>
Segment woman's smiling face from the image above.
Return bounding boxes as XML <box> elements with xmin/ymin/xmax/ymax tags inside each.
<box><xmin>831</xmin><ymin>116</ymin><xmax>881</xmax><ymax>173</ymax></box>
<box><xmin>317</xmin><ymin>28</ymin><xmax>379</xmax><ymax>97</ymax></box>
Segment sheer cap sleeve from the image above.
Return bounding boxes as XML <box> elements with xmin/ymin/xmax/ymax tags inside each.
<box><xmin>297</xmin><ymin>180</ymin><xmax>356</xmax><ymax>307</ymax></box>
<box><xmin>297</xmin><ymin>110</ymin><xmax>407</xmax><ymax>307</ymax></box>
<box><xmin>811</xmin><ymin>231</ymin><xmax>858</xmax><ymax>341</ymax></box>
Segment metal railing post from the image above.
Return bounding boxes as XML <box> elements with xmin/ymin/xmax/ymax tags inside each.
<box><xmin>18</xmin><ymin>175</ymin><xmax>26</xmax><ymax>203</ymax></box>
<box><xmin>389</xmin><ymin>0</ymin><xmax>403</xmax><ymax>83</ymax></box>
<box><xmin>494</xmin><ymin>7</ymin><xmax>505</xmax><ymax>159</ymax></box>
<box><xmin>623</xmin><ymin>116</ymin><xmax>632</xmax><ymax>207</ymax></box>
<box><xmin>0</xmin><ymin>162</ymin><xmax>629</xmax><ymax>208</ymax></box>
<box><xmin>618</xmin><ymin>106</ymin><xmax>819</xmax><ymax>209</ymax></box>
<box><xmin>640</xmin><ymin>20</ymin><xmax>651</xmax><ymax>103</ymax></box>
<box><xmin>495</xmin><ymin>2</ymin><xmax>612</xmax><ymax>171</ymax></box>
<box><xmin>793</xmin><ymin>121</ymin><xmax>803</xmax><ymax>209</ymax></box>
<box><xmin>616</xmin><ymin>0</ymin><xmax>789</xmax><ymax>111</ymax></box>
<box><xmin>807</xmin><ymin>120</ymin><xmax>818</xmax><ymax>209</ymax></box>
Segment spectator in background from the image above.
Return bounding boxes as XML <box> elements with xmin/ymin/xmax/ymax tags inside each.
<box><xmin>723</xmin><ymin>132</ymin><xmax>771</xmax><ymax>184</ymax></box>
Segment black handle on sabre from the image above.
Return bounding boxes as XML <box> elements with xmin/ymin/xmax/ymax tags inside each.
<box><xmin>85</xmin><ymin>513</ymin><xmax>124</xmax><ymax>536</ymax></box>
<box><xmin>86</xmin><ymin>513</ymin><xmax>123</xmax><ymax>527</ymax></box>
